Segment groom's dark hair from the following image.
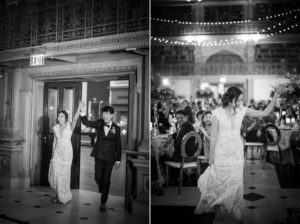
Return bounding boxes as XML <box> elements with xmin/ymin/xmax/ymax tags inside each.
<box><xmin>102</xmin><ymin>105</ymin><xmax>114</xmax><ymax>114</ymax></box>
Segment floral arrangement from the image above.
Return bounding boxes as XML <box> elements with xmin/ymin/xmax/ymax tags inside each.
<box><xmin>275</xmin><ymin>73</ymin><xmax>300</xmax><ymax>128</ymax></box>
<box><xmin>151</xmin><ymin>71</ymin><xmax>176</xmax><ymax>103</ymax></box>
<box><xmin>280</xmin><ymin>73</ymin><xmax>300</xmax><ymax>100</ymax></box>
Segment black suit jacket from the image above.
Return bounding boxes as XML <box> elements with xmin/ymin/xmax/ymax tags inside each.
<box><xmin>80</xmin><ymin>116</ymin><xmax>122</xmax><ymax>162</ymax></box>
<box><xmin>172</xmin><ymin>121</ymin><xmax>195</xmax><ymax>160</ymax></box>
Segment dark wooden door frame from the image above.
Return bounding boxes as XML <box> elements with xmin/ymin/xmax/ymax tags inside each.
<box><xmin>35</xmin><ymin>68</ymin><xmax>138</xmax><ymax>210</ymax></box>
<box><xmin>42</xmin><ymin>82</ymin><xmax>82</xmax><ymax>189</ymax></box>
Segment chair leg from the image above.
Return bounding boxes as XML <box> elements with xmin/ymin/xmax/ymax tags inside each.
<box><xmin>197</xmin><ymin>160</ymin><xmax>201</xmax><ymax>178</ymax></box>
<box><xmin>166</xmin><ymin>165</ymin><xmax>169</xmax><ymax>188</ymax></box>
<box><xmin>261</xmin><ymin>146</ymin><xmax>265</xmax><ymax>168</ymax></box>
<box><xmin>178</xmin><ymin>168</ymin><xmax>183</xmax><ymax>195</ymax></box>
<box><xmin>244</xmin><ymin>146</ymin><xmax>247</xmax><ymax>159</ymax></box>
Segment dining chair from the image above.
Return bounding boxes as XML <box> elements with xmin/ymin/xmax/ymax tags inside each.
<box><xmin>264</xmin><ymin>123</ymin><xmax>282</xmax><ymax>167</ymax></box>
<box><xmin>164</xmin><ymin>131</ymin><xmax>202</xmax><ymax>195</ymax></box>
<box><xmin>244</xmin><ymin>142</ymin><xmax>264</xmax><ymax>161</ymax></box>
<box><xmin>290</xmin><ymin>130</ymin><xmax>300</xmax><ymax>167</ymax></box>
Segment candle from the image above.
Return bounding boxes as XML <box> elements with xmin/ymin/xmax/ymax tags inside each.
<box><xmin>291</xmin><ymin>118</ymin><xmax>295</xmax><ymax>124</ymax></box>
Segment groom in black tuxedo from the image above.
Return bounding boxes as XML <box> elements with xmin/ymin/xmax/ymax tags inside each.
<box><xmin>80</xmin><ymin>105</ymin><xmax>121</xmax><ymax>212</ymax></box>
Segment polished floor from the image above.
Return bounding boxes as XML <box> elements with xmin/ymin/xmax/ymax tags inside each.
<box><xmin>0</xmin><ymin>145</ymin><xmax>142</xmax><ymax>224</ymax></box>
<box><xmin>152</xmin><ymin>151</ymin><xmax>300</xmax><ymax>224</ymax></box>
<box><xmin>0</xmin><ymin>186</ymin><xmax>147</xmax><ymax>224</ymax></box>
<box><xmin>80</xmin><ymin>144</ymin><xmax>126</xmax><ymax>196</ymax></box>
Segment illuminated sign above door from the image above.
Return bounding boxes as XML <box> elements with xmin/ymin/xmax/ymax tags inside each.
<box><xmin>30</xmin><ymin>54</ymin><xmax>45</xmax><ymax>66</ymax></box>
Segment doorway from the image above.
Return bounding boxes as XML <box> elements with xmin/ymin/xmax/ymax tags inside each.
<box><xmin>41</xmin><ymin>82</ymin><xmax>82</xmax><ymax>189</ymax></box>
<box><xmin>79</xmin><ymin>79</ymin><xmax>129</xmax><ymax>197</ymax></box>
<box><xmin>40</xmin><ymin>74</ymin><xmax>135</xmax><ymax>198</ymax></box>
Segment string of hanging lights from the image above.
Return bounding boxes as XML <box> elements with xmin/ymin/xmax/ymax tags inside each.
<box><xmin>152</xmin><ymin>8</ymin><xmax>300</xmax><ymax>26</ymax></box>
<box><xmin>151</xmin><ymin>22</ymin><xmax>299</xmax><ymax>46</ymax></box>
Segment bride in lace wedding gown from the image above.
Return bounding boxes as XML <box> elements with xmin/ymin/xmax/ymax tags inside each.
<box><xmin>195</xmin><ymin>86</ymin><xmax>283</xmax><ymax>221</ymax></box>
<box><xmin>48</xmin><ymin>101</ymin><xmax>84</xmax><ymax>204</ymax></box>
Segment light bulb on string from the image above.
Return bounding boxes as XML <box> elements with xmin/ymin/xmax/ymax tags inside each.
<box><xmin>151</xmin><ymin>20</ymin><xmax>300</xmax><ymax>47</ymax></box>
<box><xmin>152</xmin><ymin>8</ymin><xmax>300</xmax><ymax>25</ymax></box>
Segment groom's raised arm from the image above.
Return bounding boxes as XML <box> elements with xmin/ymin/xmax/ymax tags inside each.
<box><xmin>80</xmin><ymin>115</ymin><xmax>102</xmax><ymax>129</ymax></box>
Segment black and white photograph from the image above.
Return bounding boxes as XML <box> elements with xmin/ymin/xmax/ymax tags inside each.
<box><xmin>0</xmin><ymin>0</ymin><xmax>149</xmax><ymax>223</ymax></box>
<box><xmin>151</xmin><ymin>0</ymin><xmax>300</xmax><ymax>224</ymax></box>
<box><xmin>2</xmin><ymin>0</ymin><xmax>300</xmax><ymax>223</ymax></box>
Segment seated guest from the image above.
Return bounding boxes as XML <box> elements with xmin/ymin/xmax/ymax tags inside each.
<box><xmin>157</xmin><ymin>102</ymin><xmax>171</xmax><ymax>134</ymax></box>
<box><xmin>199</xmin><ymin>111</ymin><xmax>212</xmax><ymax>161</ymax></box>
<box><xmin>159</xmin><ymin>110</ymin><xmax>197</xmax><ymax>184</ymax></box>
<box><xmin>286</xmin><ymin>105</ymin><xmax>297</xmax><ymax>122</ymax></box>
<box><xmin>265</xmin><ymin>108</ymin><xmax>278</xmax><ymax>124</ymax></box>
<box><xmin>184</xmin><ymin>106</ymin><xmax>195</xmax><ymax>124</ymax></box>
<box><xmin>161</xmin><ymin>110</ymin><xmax>196</xmax><ymax>163</ymax></box>
<box><xmin>193</xmin><ymin>110</ymin><xmax>205</xmax><ymax>131</ymax></box>
<box><xmin>182</xmin><ymin>100</ymin><xmax>190</xmax><ymax>109</ymax></box>
<box><xmin>242</xmin><ymin>105</ymin><xmax>263</xmax><ymax>142</ymax></box>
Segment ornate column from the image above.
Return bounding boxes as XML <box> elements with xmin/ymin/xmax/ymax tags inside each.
<box><xmin>19</xmin><ymin>90</ymin><xmax>32</xmax><ymax>187</ymax></box>
<box><xmin>194</xmin><ymin>2</ymin><xmax>204</xmax><ymax>22</ymax></box>
<box><xmin>138</xmin><ymin>54</ymin><xmax>150</xmax><ymax>152</ymax></box>
<box><xmin>0</xmin><ymin>68</ymin><xmax>25</xmax><ymax>188</ymax></box>
<box><xmin>126</xmin><ymin>53</ymin><xmax>149</xmax><ymax>217</ymax></box>
<box><xmin>246</xmin><ymin>0</ymin><xmax>254</xmax><ymax>20</ymax></box>
<box><xmin>246</xmin><ymin>43</ymin><xmax>255</xmax><ymax>74</ymax></box>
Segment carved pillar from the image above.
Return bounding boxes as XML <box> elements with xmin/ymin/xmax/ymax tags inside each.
<box><xmin>19</xmin><ymin>90</ymin><xmax>32</xmax><ymax>187</ymax></box>
<box><xmin>194</xmin><ymin>46</ymin><xmax>205</xmax><ymax>64</ymax></box>
<box><xmin>11</xmin><ymin>68</ymin><xmax>22</xmax><ymax>132</ymax></box>
<box><xmin>247</xmin><ymin>43</ymin><xmax>255</xmax><ymax>73</ymax></box>
<box><xmin>131</xmin><ymin>158</ymin><xmax>149</xmax><ymax>220</ymax></box>
<box><xmin>0</xmin><ymin>140</ymin><xmax>24</xmax><ymax>188</ymax></box>
<box><xmin>138</xmin><ymin>54</ymin><xmax>149</xmax><ymax>153</ymax></box>
<box><xmin>131</xmin><ymin>54</ymin><xmax>149</xmax><ymax>216</ymax></box>
<box><xmin>246</xmin><ymin>0</ymin><xmax>254</xmax><ymax>20</ymax></box>
<box><xmin>0</xmin><ymin>68</ymin><xmax>25</xmax><ymax>188</ymax></box>
<box><xmin>191</xmin><ymin>78</ymin><xmax>201</xmax><ymax>102</ymax></box>
<box><xmin>195</xmin><ymin>3</ymin><xmax>204</xmax><ymax>22</ymax></box>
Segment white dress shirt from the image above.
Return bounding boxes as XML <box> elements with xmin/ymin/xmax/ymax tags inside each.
<box><xmin>104</xmin><ymin>122</ymin><xmax>112</xmax><ymax>136</ymax></box>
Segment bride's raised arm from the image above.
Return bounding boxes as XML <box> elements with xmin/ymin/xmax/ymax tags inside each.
<box><xmin>245</xmin><ymin>85</ymin><xmax>284</xmax><ymax>118</ymax></box>
<box><xmin>71</xmin><ymin>100</ymin><xmax>85</xmax><ymax>132</ymax></box>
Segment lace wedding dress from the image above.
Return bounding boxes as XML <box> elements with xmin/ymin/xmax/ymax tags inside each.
<box><xmin>48</xmin><ymin>123</ymin><xmax>73</xmax><ymax>204</ymax></box>
<box><xmin>195</xmin><ymin>106</ymin><xmax>247</xmax><ymax>219</ymax></box>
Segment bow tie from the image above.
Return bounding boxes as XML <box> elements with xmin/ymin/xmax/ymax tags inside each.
<box><xmin>104</xmin><ymin>124</ymin><xmax>110</xmax><ymax>128</ymax></box>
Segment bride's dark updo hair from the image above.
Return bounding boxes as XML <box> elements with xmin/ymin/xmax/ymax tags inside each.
<box><xmin>58</xmin><ymin>110</ymin><xmax>69</xmax><ymax>122</ymax></box>
<box><xmin>222</xmin><ymin>87</ymin><xmax>243</xmax><ymax>109</ymax></box>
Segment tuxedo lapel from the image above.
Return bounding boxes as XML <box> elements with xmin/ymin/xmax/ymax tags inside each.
<box><xmin>99</xmin><ymin>124</ymin><xmax>106</xmax><ymax>138</ymax></box>
<box><xmin>106</xmin><ymin>123</ymin><xmax>117</xmax><ymax>138</ymax></box>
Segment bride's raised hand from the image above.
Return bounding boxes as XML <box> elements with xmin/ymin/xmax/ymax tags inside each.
<box><xmin>274</xmin><ymin>84</ymin><xmax>286</xmax><ymax>98</ymax></box>
<box><xmin>78</xmin><ymin>100</ymin><xmax>85</xmax><ymax>109</ymax></box>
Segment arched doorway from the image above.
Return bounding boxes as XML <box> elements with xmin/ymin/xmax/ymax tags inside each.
<box><xmin>205</xmin><ymin>50</ymin><xmax>245</xmax><ymax>75</ymax></box>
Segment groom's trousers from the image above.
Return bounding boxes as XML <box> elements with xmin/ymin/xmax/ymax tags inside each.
<box><xmin>94</xmin><ymin>158</ymin><xmax>115</xmax><ymax>204</ymax></box>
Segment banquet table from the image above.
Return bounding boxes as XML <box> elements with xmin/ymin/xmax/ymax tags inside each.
<box><xmin>151</xmin><ymin>134</ymin><xmax>174</xmax><ymax>185</ymax></box>
<box><xmin>267</xmin><ymin>126</ymin><xmax>300</xmax><ymax>165</ymax></box>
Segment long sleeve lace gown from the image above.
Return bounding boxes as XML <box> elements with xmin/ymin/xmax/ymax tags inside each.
<box><xmin>48</xmin><ymin>123</ymin><xmax>73</xmax><ymax>204</ymax></box>
<box><xmin>195</xmin><ymin>106</ymin><xmax>247</xmax><ymax>219</ymax></box>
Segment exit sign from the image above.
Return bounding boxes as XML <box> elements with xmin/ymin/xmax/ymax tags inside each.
<box><xmin>30</xmin><ymin>54</ymin><xmax>45</xmax><ymax>66</ymax></box>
